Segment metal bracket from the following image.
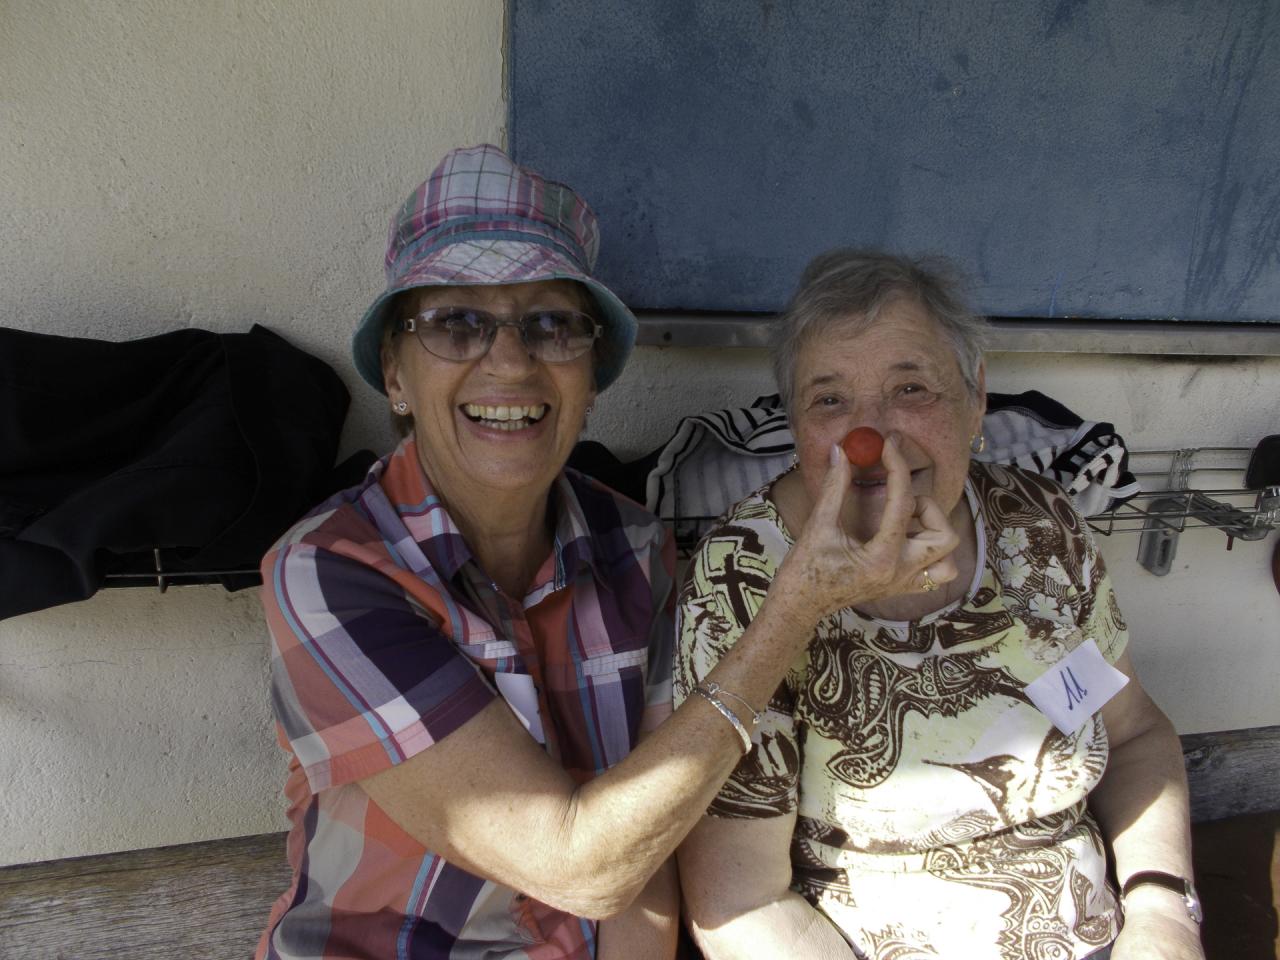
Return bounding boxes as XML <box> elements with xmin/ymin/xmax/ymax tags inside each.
<box><xmin>1136</xmin><ymin>498</ymin><xmax>1186</xmax><ymax>576</ymax></box>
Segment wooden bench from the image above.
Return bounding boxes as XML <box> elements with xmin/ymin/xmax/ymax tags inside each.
<box><xmin>2</xmin><ymin>728</ymin><xmax>1277</xmax><ymax>960</ymax></box>
<box><xmin>0</xmin><ymin>833</ymin><xmax>288</xmax><ymax>959</ymax></box>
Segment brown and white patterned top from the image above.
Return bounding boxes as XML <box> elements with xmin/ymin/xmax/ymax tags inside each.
<box><xmin>676</xmin><ymin>461</ymin><xmax>1125</xmax><ymax>960</ymax></box>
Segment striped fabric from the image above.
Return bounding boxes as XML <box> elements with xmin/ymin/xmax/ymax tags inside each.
<box><xmin>975</xmin><ymin>392</ymin><xmax>1141</xmax><ymax>516</ymax></box>
<box><xmin>643</xmin><ymin>395</ymin><xmax>795</xmax><ymax>548</ymax></box>
<box><xmin>256</xmin><ymin>438</ymin><xmax>676</xmax><ymax>960</ymax></box>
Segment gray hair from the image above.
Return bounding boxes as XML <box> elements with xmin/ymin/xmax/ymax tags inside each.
<box><xmin>772</xmin><ymin>249</ymin><xmax>988</xmax><ymax>415</ymax></box>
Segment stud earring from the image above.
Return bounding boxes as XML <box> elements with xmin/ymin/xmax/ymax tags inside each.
<box><xmin>393</xmin><ymin>401</ymin><xmax>408</xmax><ymax>415</ymax></box>
<box><xmin>970</xmin><ymin>433</ymin><xmax>986</xmax><ymax>455</ymax></box>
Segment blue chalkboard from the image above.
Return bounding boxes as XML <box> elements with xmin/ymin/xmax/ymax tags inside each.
<box><xmin>509</xmin><ymin>0</ymin><xmax>1280</xmax><ymax>321</ymax></box>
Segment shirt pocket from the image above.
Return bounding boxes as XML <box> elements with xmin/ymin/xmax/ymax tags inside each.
<box><xmin>577</xmin><ymin>647</ymin><xmax>650</xmax><ymax>678</ymax></box>
<box><xmin>547</xmin><ymin>645</ymin><xmax>651</xmax><ymax>761</ymax></box>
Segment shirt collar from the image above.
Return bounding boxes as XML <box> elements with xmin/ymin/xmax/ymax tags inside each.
<box><xmin>379</xmin><ymin>436</ymin><xmax>601</xmax><ymax>591</ymax></box>
<box><xmin>550</xmin><ymin>471</ymin><xmax>598</xmax><ymax>589</ymax></box>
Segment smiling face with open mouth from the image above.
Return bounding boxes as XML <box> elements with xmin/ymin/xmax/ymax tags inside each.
<box><xmin>382</xmin><ymin>279</ymin><xmax>596</xmax><ymax>513</ymax></box>
<box><xmin>790</xmin><ymin>296</ymin><xmax>986</xmax><ymax>543</ymax></box>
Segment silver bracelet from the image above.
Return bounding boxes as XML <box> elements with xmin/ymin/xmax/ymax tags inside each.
<box><xmin>698</xmin><ymin>680</ymin><xmax>763</xmax><ymax>727</ymax></box>
<box><xmin>691</xmin><ymin>687</ymin><xmax>754</xmax><ymax>754</ymax></box>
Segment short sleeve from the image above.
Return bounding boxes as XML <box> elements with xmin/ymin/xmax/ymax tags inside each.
<box><xmin>980</xmin><ymin>462</ymin><xmax>1130</xmax><ymax>667</ymax></box>
<box><xmin>1075</xmin><ymin>528</ymin><xmax>1129</xmax><ymax>665</ymax></box>
<box><xmin>262</xmin><ymin>538</ymin><xmax>495</xmax><ymax>793</ymax></box>
<box><xmin>675</xmin><ymin>515</ymin><xmax>800</xmax><ymax>818</ymax></box>
<box><xmin>639</xmin><ymin>530</ymin><xmax>677</xmax><ymax>736</ymax></box>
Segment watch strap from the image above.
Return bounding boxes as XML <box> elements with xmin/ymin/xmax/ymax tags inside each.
<box><xmin>1121</xmin><ymin>871</ymin><xmax>1203</xmax><ymax>924</ymax></box>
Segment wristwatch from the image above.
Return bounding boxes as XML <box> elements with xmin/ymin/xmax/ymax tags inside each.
<box><xmin>1120</xmin><ymin>871</ymin><xmax>1203</xmax><ymax>924</ymax></box>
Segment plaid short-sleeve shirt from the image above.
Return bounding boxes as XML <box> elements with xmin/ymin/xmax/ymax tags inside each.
<box><xmin>257</xmin><ymin>438</ymin><xmax>675</xmax><ymax>960</ymax></box>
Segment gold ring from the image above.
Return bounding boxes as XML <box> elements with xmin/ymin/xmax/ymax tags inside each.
<box><xmin>920</xmin><ymin>568</ymin><xmax>939</xmax><ymax>592</ymax></box>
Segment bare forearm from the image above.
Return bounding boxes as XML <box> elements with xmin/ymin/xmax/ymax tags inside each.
<box><xmin>570</xmin><ymin>519</ymin><xmax>930</xmax><ymax>880</ymax></box>
<box><xmin>1091</xmin><ymin>715</ymin><xmax>1193</xmax><ymax>880</ymax></box>
<box><xmin>568</xmin><ymin>592</ymin><xmax>817</xmax><ymax>902</ymax></box>
<box><xmin>692</xmin><ymin>892</ymin><xmax>856</xmax><ymax>960</ymax></box>
<box><xmin>595</xmin><ymin>857</ymin><xmax>679</xmax><ymax>960</ymax></box>
<box><xmin>563</xmin><ymin>460</ymin><xmax>961</xmax><ymax>907</ymax></box>
<box><xmin>1092</xmin><ymin>713</ymin><xmax>1204</xmax><ymax>954</ymax></box>
<box><xmin>365</xmin><ymin>579</ymin><xmax>840</xmax><ymax>919</ymax></box>
<box><xmin>1087</xmin><ymin>660</ymin><xmax>1203</xmax><ymax>957</ymax></box>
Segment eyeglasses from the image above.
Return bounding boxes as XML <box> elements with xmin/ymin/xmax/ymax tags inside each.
<box><xmin>399</xmin><ymin>307</ymin><xmax>600</xmax><ymax>363</ymax></box>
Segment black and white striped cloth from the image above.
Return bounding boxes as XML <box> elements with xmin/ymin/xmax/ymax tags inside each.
<box><xmin>643</xmin><ymin>391</ymin><xmax>1138</xmax><ymax>545</ymax></box>
<box><xmin>977</xmin><ymin>391</ymin><xmax>1140</xmax><ymax>517</ymax></box>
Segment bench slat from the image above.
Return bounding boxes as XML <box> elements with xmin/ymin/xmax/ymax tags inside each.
<box><xmin>0</xmin><ymin>833</ymin><xmax>288</xmax><ymax>959</ymax></box>
<box><xmin>1182</xmin><ymin>725</ymin><xmax>1280</xmax><ymax>823</ymax></box>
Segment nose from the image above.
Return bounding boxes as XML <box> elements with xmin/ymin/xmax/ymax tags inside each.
<box><xmin>482</xmin><ymin>322</ymin><xmax>537</xmax><ymax>375</ymax></box>
<box><xmin>849</xmin><ymin>396</ymin><xmax>891</xmax><ymax>431</ymax></box>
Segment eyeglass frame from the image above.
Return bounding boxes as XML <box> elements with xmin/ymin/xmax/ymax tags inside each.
<box><xmin>397</xmin><ymin>306</ymin><xmax>602</xmax><ymax>364</ymax></box>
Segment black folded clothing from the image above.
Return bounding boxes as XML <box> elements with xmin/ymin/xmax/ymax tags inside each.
<box><xmin>0</xmin><ymin>324</ymin><xmax>370</xmax><ymax>619</ymax></box>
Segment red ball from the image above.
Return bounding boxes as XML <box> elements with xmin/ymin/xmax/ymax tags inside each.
<box><xmin>841</xmin><ymin>427</ymin><xmax>884</xmax><ymax>468</ymax></box>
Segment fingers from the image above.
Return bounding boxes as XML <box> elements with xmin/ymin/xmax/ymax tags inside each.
<box><xmin>795</xmin><ymin>437</ymin><xmax>966</xmax><ymax>609</ymax></box>
<box><xmin>913</xmin><ymin>556</ymin><xmax>959</xmax><ymax>592</ymax></box>
<box><xmin>905</xmin><ymin>495</ymin><xmax>960</xmax><ymax>589</ymax></box>
<box><xmin>806</xmin><ymin>442</ymin><xmax>852</xmax><ymax>533</ymax></box>
<box><xmin>913</xmin><ymin>495</ymin><xmax>955</xmax><ymax>543</ymax></box>
<box><xmin>867</xmin><ymin>434</ymin><xmax>913</xmax><ymax>545</ymax></box>
<box><xmin>907</xmin><ymin>497</ymin><xmax>959</xmax><ymax>555</ymax></box>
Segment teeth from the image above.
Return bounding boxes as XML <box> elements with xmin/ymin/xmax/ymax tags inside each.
<box><xmin>462</xmin><ymin>403</ymin><xmax>548</xmax><ymax>425</ymax></box>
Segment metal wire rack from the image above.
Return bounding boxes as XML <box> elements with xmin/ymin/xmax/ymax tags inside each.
<box><xmin>102</xmin><ymin>548</ymin><xmax>261</xmax><ymax>592</ymax></box>
<box><xmin>1088</xmin><ymin>445</ymin><xmax>1279</xmax><ymax>575</ymax></box>
<box><xmin>1089</xmin><ymin>447</ymin><xmax>1279</xmax><ymax>537</ymax></box>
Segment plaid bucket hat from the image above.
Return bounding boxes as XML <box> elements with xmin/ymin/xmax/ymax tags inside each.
<box><xmin>352</xmin><ymin>144</ymin><xmax>638</xmax><ymax>394</ymax></box>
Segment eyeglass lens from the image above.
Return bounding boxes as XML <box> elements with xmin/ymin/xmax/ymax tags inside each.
<box><xmin>409</xmin><ymin>308</ymin><xmax>598</xmax><ymax>363</ymax></box>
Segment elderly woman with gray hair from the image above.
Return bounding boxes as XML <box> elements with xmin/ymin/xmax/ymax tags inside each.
<box><xmin>676</xmin><ymin>250</ymin><xmax>1203</xmax><ymax>960</ymax></box>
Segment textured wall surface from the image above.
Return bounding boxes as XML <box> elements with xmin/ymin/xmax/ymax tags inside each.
<box><xmin>0</xmin><ymin>588</ymin><xmax>275</xmax><ymax>865</ymax></box>
<box><xmin>1</xmin><ymin>1</ymin><xmax>1277</xmax><ymax>869</ymax></box>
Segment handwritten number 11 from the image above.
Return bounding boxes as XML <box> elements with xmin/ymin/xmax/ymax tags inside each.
<box><xmin>1061</xmin><ymin>667</ymin><xmax>1088</xmax><ymax>711</ymax></box>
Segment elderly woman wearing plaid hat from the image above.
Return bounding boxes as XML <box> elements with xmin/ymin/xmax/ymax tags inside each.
<box><xmin>254</xmin><ymin>146</ymin><xmax>958</xmax><ymax>960</ymax></box>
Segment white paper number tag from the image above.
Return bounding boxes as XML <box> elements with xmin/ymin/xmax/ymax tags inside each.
<box><xmin>1024</xmin><ymin>638</ymin><xmax>1129</xmax><ymax>735</ymax></box>
<box><xmin>495</xmin><ymin>672</ymin><xmax>546</xmax><ymax>744</ymax></box>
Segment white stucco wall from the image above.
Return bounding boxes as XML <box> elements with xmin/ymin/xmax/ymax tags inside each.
<box><xmin>1</xmin><ymin>2</ymin><xmax>1277</xmax><ymax>868</ymax></box>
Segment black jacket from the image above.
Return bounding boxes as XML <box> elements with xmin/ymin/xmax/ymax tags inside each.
<box><xmin>0</xmin><ymin>324</ymin><xmax>372</xmax><ymax>620</ymax></box>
